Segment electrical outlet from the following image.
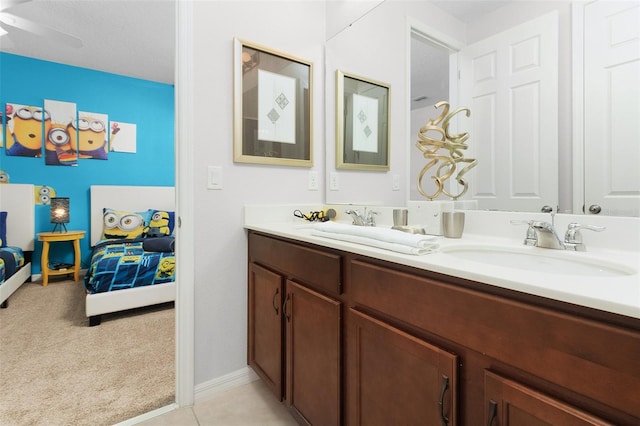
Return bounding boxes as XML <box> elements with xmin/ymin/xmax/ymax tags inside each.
<box><xmin>329</xmin><ymin>172</ymin><xmax>339</xmax><ymax>191</ymax></box>
<box><xmin>392</xmin><ymin>174</ymin><xmax>400</xmax><ymax>191</ymax></box>
<box><xmin>308</xmin><ymin>171</ymin><xmax>319</xmax><ymax>190</ymax></box>
<box><xmin>207</xmin><ymin>166</ymin><xmax>222</xmax><ymax>190</ymax></box>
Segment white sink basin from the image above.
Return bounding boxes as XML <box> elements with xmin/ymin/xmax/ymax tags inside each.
<box><xmin>440</xmin><ymin>244</ymin><xmax>637</xmax><ymax>277</ymax></box>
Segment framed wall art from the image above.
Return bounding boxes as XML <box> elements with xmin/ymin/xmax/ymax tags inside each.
<box><xmin>336</xmin><ymin>70</ymin><xmax>390</xmax><ymax>171</ymax></box>
<box><xmin>233</xmin><ymin>38</ymin><xmax>313</xmax><ymax>167</ymax></box>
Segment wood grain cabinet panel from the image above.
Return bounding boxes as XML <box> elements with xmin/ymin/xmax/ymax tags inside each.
<box><xmin>285</xmin><ymin>280</ymin><xmax>341</xmax><ymax>426</ymax></box>
<box><xmin>346</xmin><ymin>308</ymin><xmax>458</xmax><ymax>426</ymax></box>
<box><xmin>484</xmin><ymin>371</ymin><xmax>614</xmax><ymax>426</ymax></box>
<box><xmin>248</xmin><ymin>262</ymin><xmax>283</xmax><ymax>399</ymax></box>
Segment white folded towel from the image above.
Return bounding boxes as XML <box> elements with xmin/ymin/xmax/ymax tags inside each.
<box><xmin>310</xmin><ymin>222</ymin><xmax>439</xmax><ymax>255</ymax></box>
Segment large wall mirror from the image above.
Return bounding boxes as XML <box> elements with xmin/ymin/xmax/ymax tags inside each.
<box><xmin>326</xmin><ymin>0</ymin><xmax>640</xmax><ymax>217</ymax></box>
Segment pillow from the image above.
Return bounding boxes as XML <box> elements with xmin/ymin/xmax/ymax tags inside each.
<box><xmin>0</xmin><ymin>211</ymin><xmax>7</xmax><ymax>248</ymax></box>
<box><xmin>144</xmin><ymin>209</ymin><xmax>175</xmax><ymax>238</ymax></box>
<box><xmin>102</xmin><ymin>208</ymin><xmax>151</xmax><ymax>240</ymax></box>
<box><xmin>142</xmin><ymin>236</ymin><xmax>175</xmax><ymax>252</ymax></box>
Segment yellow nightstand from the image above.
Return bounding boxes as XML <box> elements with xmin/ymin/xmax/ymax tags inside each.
<box><xmin>38</xmin><ymin>230</ymin><xmax>86</xmax><ymax>287</ymax></box>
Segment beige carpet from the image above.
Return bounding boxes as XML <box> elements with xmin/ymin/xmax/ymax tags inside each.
<box><xmin>0</xmin><ymin>279</ymin><xmax>175</xmax><ymax>426</ymax></box>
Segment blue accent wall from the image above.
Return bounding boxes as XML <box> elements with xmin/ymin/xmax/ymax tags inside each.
<box><xmin>0</xmin><ymin>53</ymin><xmax>175</xmax><ymax>274</ymax></box>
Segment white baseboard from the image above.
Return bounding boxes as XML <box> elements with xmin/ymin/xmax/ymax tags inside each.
<box><xmin>194</xmin><ymin>366</ymin><xmax>259</xmax><ymax>401</ymax></box>
<box><xmin>116</xmin><ymin>403</ymin><xmax>179</xmax><ymax>426</ymax></box>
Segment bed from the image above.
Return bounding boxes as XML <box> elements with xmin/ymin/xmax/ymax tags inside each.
<box><xmin>85</xmin><ymin>185</ymin><xmax>176</xmax><ymax>326</ymax></box>
<box><xmin>0</xmin><ymin>184</ymin><xmax>35</xmax><ymax>308</ymax></box>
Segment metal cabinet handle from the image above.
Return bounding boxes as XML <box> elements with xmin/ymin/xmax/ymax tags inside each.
<box><xmin>282</xmin><ymin>293</ymin><xmax>290</xmax><ymax>322</ymax></box>
<box><xmin>487</xmin><ymin>400</ymin><xmax>497</xmax><ymax>426</ymax></box>
<box><xmin>439</xmin><ymin>375</ymin><xmax>449</xmax><ymax>426</ymax></box>
<box><xmin>272</xmin><ymin>288</ymin><xmax>279</xmax><ymax>315</ymax></box>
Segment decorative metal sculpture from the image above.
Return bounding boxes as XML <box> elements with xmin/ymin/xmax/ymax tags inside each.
<box><xmin>416</xmin><ymin>101</ymin><xmax>477</xmax><ymax>200</ymax></box>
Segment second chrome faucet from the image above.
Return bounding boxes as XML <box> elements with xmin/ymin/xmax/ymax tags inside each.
<box><xmin>512</xmin><ymin>217</ymin><xmax>605</xmax><ymax>252</ymax></box>
<box><xmin>345</xmin><ymin>208</ymin><xmax>379</xmax><ymax>227</ymax></box>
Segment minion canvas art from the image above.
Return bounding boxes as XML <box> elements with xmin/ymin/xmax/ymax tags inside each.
<box><xmin>44</xmin><ymin>99</ymin><xmax>77</xmax><ymax>166</ymax></box>
<box><xmin>4</xmin><ymin>103</ymin><xmax>49</xmax><ymax>157</ymax></box>
<box><xmin>71</xmin><ymin>111</ymin><xmax>109</xmax><ymax>160</ymax></box>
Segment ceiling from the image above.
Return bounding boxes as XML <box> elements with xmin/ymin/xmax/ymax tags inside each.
<box><xmin>0</xmin><ymin>0</ymin><xmax>175</xmax><ymax>84</ymax></box>
<box><xmin>0</xmin><ymin>0</ymin><xmax>508</xmax><ymax>92</ymax></box>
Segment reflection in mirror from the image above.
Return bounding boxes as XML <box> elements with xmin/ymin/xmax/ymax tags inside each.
<box><xmin>410</xmin><ymin>31</ymin><xmax>453</xmax><ymax>200</ymax></box>
<box><xmin>336</xmin><ymin>70</ymin><xmax>390</xmax><ymax>171</ymax></box>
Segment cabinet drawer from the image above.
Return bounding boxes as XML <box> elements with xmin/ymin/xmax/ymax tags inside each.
<box><xmin>350</xmin><ymin>259</ymin><xmax>640</xmax><ymax>419</ymax></box>
<box><xmin>249</xmin><ymin>232</ymin><xmax>342</xmax><ymax>295</ymax></box>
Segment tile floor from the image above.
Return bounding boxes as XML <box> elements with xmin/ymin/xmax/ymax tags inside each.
<box><xmin>138</xmin><ymin>380</ymin><xmax>298</xmax><ymax>425</ymax></box>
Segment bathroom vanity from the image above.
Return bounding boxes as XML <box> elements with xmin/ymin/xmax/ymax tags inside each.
<box><xmin>246</xmin><ymin>216</ymin><xmax>639</xmax><ymax>425</ymax></box>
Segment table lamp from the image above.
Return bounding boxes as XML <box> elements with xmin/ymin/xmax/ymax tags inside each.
<box><xmin>50</xmin><ymin>197</ymin><xmax>70</xmax><ymax>232</ymax></box>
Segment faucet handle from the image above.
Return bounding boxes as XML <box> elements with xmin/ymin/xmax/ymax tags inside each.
<box><xmin>510</xmin><ymin>220</ymin><xmax>537</xmax><ymax>246</ymax></box>
<box><xmin>366</xmin><ymin>210</ymin><xmax>379</xmax><ymax>226</ymax></box>
<box><xmin>564</xmin><ymin>223</ymin><xmax>605</xmax><ymax>251</ymax></box>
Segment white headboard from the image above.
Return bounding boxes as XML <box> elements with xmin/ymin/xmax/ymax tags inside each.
<box><xmin>0</xmin><ymin>184</ymin><xmax>36</xmax><ymax>251</ymax></box>
<box><xmin>90</xmin><ymin>185</ymin><xmax>175</xmax><ymax>246</ymax></box>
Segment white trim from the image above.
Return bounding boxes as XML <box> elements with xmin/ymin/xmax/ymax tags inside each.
<box><xmin>175</xmin><ymin>0</ymin><xmax>196</xmax><ymax>408</ymax></box>
<box><xmin>114</xmin><ymin>403</ymin><xmax>179</xmax><ymax>426</ymax></box>
<box><xmin>572</xmin><ymin>1</ymin><xmax>587</xmax><ymax>215</ymax></box>
<box><xmin>194</xmin><ymin>367</ymin><xmax>260</xmax><ymax>402</ymax></box>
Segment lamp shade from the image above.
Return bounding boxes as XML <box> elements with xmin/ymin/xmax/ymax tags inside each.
<box><xmin>50</xmin><ymin>197</ymin><xmax>70</xmax><ymax>224</ymax></box>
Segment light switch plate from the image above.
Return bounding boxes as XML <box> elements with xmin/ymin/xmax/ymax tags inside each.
<box><xmin>392</xmin><ymin>174</ymin><xmax>400</xmax><ymax>191</ymax></box>
<box><xmin>207</xmin><ymin>166</ymin><xmax>222</xmax><ymax>190</ymax></box>
<box><xmin>308</xmin><ymin>171</ymin><xmax>319</xmax><ymax>190</ymax></box>
<box><xmin>329</xmin><ymin>172</ymin><xmax>339</xmax><ymax>191</ymax></box>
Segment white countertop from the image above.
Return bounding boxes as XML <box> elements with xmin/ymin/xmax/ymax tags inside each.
<box><xmin>245</xmin><ymin>216</ymin><xmax>640</xmax><ymax>320</ymax></box>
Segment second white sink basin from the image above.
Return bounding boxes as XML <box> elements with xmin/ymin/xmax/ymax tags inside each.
<box><xmin>440</xmin><ymin>244</ymin><xmax>636</xmax><ymax>277</ymax></box>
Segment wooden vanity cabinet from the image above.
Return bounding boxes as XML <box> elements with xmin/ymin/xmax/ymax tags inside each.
<box><xmin>248</xmin><ymin>232</ymin><xmax>640</xmax><ymax>425</ymax></box>
<box><xmin>248</xmin><ymin>232</ymin><xmax>342</xmax><ymax>426</ymax></box>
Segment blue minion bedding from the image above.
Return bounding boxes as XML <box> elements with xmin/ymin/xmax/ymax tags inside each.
<box><xmin>84</xmin><ymin>237</ymin><xmax>175</xmax><ymax>294</ymax></box>
<box><xmin>0</xmin><ymin>246</ymin><xmax>26</xmax><ymax>284</ymax></box>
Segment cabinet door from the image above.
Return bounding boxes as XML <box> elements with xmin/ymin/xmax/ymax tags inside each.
<box><xmin>284</xmin><ymin>280</ymin><xmax>341</xmax><ymax>426</ymax></box>
<box><xmin>484</xmin><ymin>371</ymin><xmax>614</xmax><ymax>426</ymax></box>
<box><xmin>248</xmin><ymin>263</ymin><xmax>283</xmax><ymax>399</ymax></box>
<box><xmin>346</xmin><ymin>308</ymin><xmax>458</xmax><ymax>426</ymax></box>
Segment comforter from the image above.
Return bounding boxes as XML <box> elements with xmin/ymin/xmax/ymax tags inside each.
<box><xmin>84</xmin><ymin>237</ymin><xmax>175</xmax><ymax>294</ymax></box>
<box><xmin>0</xmin><ymin>247</ymin><xmax>25</xmax><ymax>284</ymax></box>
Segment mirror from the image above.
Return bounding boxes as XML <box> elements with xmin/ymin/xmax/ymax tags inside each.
<box><xmin>336</xmin><ymin>70</ymin><xmax>390</xmax><ymax>171</ymax></box>
<box><xmin>325</xmin><ymin>0</ymin><xmax>640</xmax><ymax>217</ymax></box>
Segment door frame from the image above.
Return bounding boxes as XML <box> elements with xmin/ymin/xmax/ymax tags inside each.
<box><xmin>175</xmin><ymin>0</ymin><xmax>195</xmax><ymax>407</ymax></box>
<box><xmin>572</xmin><ymin>1</ymin><xmax>586</xmax><ymax>215</ymax></box>
<box><xmin>406</xmin><ymin>17</ymin><xmax>464</xmax><ymax>201</ymax></box>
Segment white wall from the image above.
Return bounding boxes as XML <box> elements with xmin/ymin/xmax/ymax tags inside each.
<box><xmin>191</xmin><ymin>1</ymin><xmax>326</xmax><ymax>385</ymax></box>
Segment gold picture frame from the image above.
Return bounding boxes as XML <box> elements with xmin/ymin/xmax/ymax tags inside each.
<box><xmin>336</xmin><ymin>70</ymin><xmax>390</xmax><ymax>171</ymax></box>
<box><xmin>233</xmin><ymin>38</ymin><xmax>313</xmax><ymax>167</ymax></box>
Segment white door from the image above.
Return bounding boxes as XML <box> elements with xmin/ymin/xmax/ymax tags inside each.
<box><xmin>583</xmin><ymin>1</ymin><xmax>640</xmax><ymax>217</ymax></box>
<box><xmin>459</xmin><ymin>12</ymin><xmax>559</xmax><ymax>212</ymax></box>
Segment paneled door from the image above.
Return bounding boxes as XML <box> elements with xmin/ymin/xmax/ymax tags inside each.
<box><xmin>583</xmin><ymin>0</ymin><xmax>640</xmax><ymax>217</ymax></box>
<box><xmin>459</xmin><ymin>12</ymin><xmax>559</xmax><ymax>212</ymax></box>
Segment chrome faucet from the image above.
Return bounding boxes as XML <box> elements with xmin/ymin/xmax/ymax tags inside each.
<box><xmin>345</xmin><ymin>208</ymin><xmax>379</xmax><ymax>226</ymax></box>
<box><xmin>530</xmin><ymin>221</ymin><xmax>565</xmax><ymax>249</ymax></box>
<box><xmin>512</xmin><ymin>219</ymin><xmax>605</xmax><ymax>251</ymax></box>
